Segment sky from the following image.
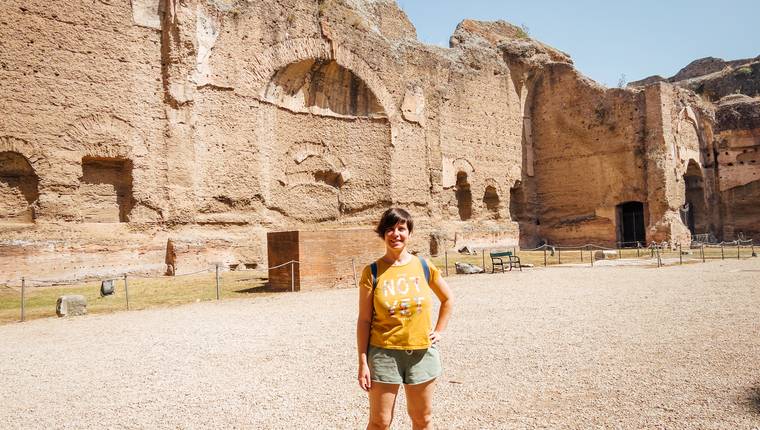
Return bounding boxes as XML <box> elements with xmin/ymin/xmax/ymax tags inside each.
<box><xmin>395</xmin><ymin>0</ymin><xmax>759</xmax><ymax>87</ymax></box>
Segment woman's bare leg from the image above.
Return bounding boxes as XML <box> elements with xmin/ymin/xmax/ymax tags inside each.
<box><xmin>404</xmin><ymin>379</ymin><xmax>436</xmax><ymax>430</ymax></box>
<box><xmin>367</xmin><ymin>382</ymin><xmax>400</xmax><ymax>430</ymax></box>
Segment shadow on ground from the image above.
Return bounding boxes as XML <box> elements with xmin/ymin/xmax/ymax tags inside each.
<box><xmin>744</xmin><ymin>386</ymin><xmax>760</xmax><ymax>415</ymax></box>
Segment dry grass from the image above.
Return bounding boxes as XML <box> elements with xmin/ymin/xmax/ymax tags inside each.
<box><xmin>0</xmin><ymin>271</ymin><xmax>269</xmax><ymax>325</ymax></box>
<box><xmin>2</xmin><ymin>244</ymin><xmax>754</xmax><ymax>325</ymax></box>
<box><xmin>431</xmin><ymin>245</ymin><xmax>756</xmax><ymax>274</ymax></box>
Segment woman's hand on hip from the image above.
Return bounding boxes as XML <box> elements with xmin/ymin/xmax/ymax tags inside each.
<box><xmin>429</xmin><ymin>330</ymin><xmax>442</xmax><ymax>344</ymax></box>
<box><xmin>358</xmin><ymin>363</ymin><xmax>372</xmax><ymax>391</ymax></box>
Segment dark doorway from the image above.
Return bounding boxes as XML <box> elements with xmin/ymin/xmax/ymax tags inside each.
<box><xmin>683</xmin><ymin>160</ymin><xmax>707</xmax><ymax>235</ymax></box>
<box><xmin>455</xmin><ymin>172</ymin><xmax>472</xmax><ymax>221</ymax></box>
<box><xmin>617</xmin><ymin>201</ymin><xmax>645</xmax><ymax>246</ymax></box>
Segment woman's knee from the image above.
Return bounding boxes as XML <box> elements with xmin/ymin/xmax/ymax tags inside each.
<box><xmin>367</xmin><ymin>414</ymin><xmax>393</xmax><ymax>430</ymax></box>
<box><xmin>409</xmin><ymin>412</ymin><xmax>432</xmax><ymax>429</ymax></box>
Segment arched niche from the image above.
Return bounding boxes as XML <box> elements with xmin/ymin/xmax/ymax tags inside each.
<box><xmin>245</xmin><ymin>38</ymin><xmax>399</xmax><ymax>121</ymax></box>
<box><xmin>482</xmin><ymin>180</ymin><xmax>500</xmax><ymax>219</ymax></box>
<box><xmin>264</xmin><ymin>59</ymin><xmax>387</xmax><ymax>119</ymax></box>
<box><xmin>455</xmin><ymin>171</ymin><xmax>472</xmax><ymax>221</ymax></box>
<box><xmin>0</xmin><ymin>151</ymin><xmax>40</xmax><ymax>223</ymax></box>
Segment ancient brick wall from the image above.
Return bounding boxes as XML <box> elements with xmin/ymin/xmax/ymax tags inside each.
<box><xmin>267</xmin><ymin>229</ymin><xmax>384</xmax><ymax>291</ymax></box>
<box><xmin>3</xmin><ymin>0</ymin><xmax>751</xmax><ymax>283</ymax></box>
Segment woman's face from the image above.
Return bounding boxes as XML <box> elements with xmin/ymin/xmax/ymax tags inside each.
<box><xmin>384</xmin><ymin>221</ymin><xmax>410</xmax><ymax>251</ymax></box>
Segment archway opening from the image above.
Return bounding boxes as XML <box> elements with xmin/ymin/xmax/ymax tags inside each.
<box><xmin>483</xmin><ymin>185</ymin><xmax>500</xmax><ymax>219</ymax></box>
<box><xmin>80</xmin><ymin>157</ymin><xmax>134</xmax><ymax>222</ymax></box>
<box><xmin>682</xmin><ymin>160</ymin><xmax>708</xmax><ymax>235</ymax></box>
<box><xmin>455</xmin><ymin>172</ymin><xmax>472</xmax><ymax>221</ymax></box>
<box><xmin>616</xmin><ymin>201</ymin><xmax>646</xmax><ymax>246</ymax></box>
<box><xmin>0</xmin><ymin>151</ymin><xmax>39</xmax><ymax>223</ymax></box>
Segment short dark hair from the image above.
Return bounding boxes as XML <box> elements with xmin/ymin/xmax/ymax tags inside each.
<box><xmin>375</xmin><ymin>208</ymin><xmax>414</xmax><ymax>238</ymax></box>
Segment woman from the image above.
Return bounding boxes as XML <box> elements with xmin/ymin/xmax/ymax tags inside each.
<box><xmin>357</xmin><ymin>208</ymin><xmax>454</xmax><ymax>430</ymax></box>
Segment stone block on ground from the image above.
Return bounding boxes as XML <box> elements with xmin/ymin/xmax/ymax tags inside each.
<box><xmin>458</xmin><ymin>246</ymin><xmax>477</xmax><ymax>255</ymax></box>
<box><xmin>594</xmin><ymin>250</ymin><xmax>618</xmax><ymax>260</ymax></box>
<box><xmin>455</xmin><ymin>262</ymin><xmax>484</xmax><ymax>274</ymax></box>
<box><xmin>56</xmin><ymin>295</ymin><xmax>87</xmax><ymax>317</ymax></box>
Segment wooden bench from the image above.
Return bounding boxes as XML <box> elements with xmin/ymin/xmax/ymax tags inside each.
<box><xmin>490</xmin><ymin>251</ymin><xmax>522</xmax><ymax>272</ymax></box>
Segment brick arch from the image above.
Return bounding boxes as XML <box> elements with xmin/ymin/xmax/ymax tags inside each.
<box><xmin>0</xmin><ymin>136</ymin><xmax>48</xmax><ymax>171</ymax></box>
<box><xmin>452</xmin><ymin>158</ymin><xmax>474</xmax><ymax>175</ymax></box>
<box><xmin>64</xmin><ymin>114</ymin><xmax>145</xmax><ymax>160</ymax></box>
<box><xmin>242</xmin><ymin>38</ymin><xmax>399</xmax><ymax>121</ymax></box>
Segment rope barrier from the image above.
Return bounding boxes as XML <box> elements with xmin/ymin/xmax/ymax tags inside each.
<box><xmin>267</xmin><ymin>260</ymin><xmax>300</xmax><ymax>270</ymax></box>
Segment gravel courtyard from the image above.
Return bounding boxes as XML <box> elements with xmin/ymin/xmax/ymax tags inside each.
<box><xmin>2</xmin><ymin>259</ymin><xmax>759</xmax><ymax>429</ymax></box>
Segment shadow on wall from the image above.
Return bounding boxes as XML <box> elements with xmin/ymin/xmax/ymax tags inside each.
<box><xmin>456</xmin><ymin>171</ymin><xmax>472</xmax><ymax>221</ymax></box>
<box><xmin>0</xmin><ymin>151</ymin><xmax>39</xmax><ymax>223</ymax></box>
<box><xmin>483</xmin><ymin>185</ymin><xmax>500</xmax><ymax>219</ymax></box>
<box><xmin>80</xmin><ymin>157</ymin><xmax>134</xmax><ymax>223</ymax></box>
<box><xmin>265</xmin><ymin>59</ymin><xmax>386</xmax><ymax>118</ymax></box>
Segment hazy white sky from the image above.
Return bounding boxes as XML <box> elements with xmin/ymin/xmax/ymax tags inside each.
<box><xmin>396</xmin><ymin>0</ymin><xmax>759</xmax><ymax>87</ymax></box>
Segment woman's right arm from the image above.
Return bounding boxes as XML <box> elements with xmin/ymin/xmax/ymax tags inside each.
<box><xmin>356</xmin><ymin>271</ymin><xmax>374</xmax><ymax>391</ymax></box>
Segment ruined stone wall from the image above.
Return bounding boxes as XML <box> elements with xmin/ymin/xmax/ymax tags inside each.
<box><xmin>714</xmin><ymin>97</ymin><xmax>760</xmax><ymax>241</ymax></box>
<box><xmin>3</xmin><ymin>0</ymin><xmax>744</xmax><ymax>283</ymax></box>
<box><xmin>528</xmin><ymin>64</ymin><xmax>647</xmax><ymax>246</ymax></box>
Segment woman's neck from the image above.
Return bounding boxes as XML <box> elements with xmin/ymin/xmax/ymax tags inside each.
<box><xmin>382</xmin><ymin>249</ymin><xmax>411</xmax><ymax>265</ymax></box>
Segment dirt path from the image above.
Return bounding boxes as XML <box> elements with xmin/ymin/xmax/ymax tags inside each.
<box><xmin>1</xmin><ymin>259</ymin><xmax>759</xmax><ymax>429</ymax></box>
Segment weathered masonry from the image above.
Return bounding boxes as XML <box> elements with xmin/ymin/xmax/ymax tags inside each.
<box><xmin>1</xmin><ymin>0</ymin><xmax>758</xmax><ymax>282</ymax></box>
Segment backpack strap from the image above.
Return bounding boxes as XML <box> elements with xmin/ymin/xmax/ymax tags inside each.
<box><xmin>371</xmin><ymin>257</ymin><xmax>429</xmax><ymax>289</ymax></box>
<box><xmin>370</xmin><ymin>262</ymin><xmax>378</xmax><ymax>291</ymax></box>
<box><xmin>418</xmin><ymin>256</ymin><xmax>431</xmax><ymax>285</ymax></box>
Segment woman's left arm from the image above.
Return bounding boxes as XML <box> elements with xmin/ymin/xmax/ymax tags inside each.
<box><xmin>428</xmin><ymin>273</ymin><xmax>454</xmax><ymax>343</ymax></box>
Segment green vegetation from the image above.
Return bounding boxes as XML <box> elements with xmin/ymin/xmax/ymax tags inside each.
<box><xmin>736</xmin><ymin>66</ymin><xmax>753</xmax><ymax>76</ymax></box>
<box><xmin>515</xmin><ymin>23</ymin><xmax>530</xmax><ymax>39</ymax></box>
<box><xmin>0</xmin><ymin>271</ymin><xmax>269</xmax><ymax>325</ymax></box>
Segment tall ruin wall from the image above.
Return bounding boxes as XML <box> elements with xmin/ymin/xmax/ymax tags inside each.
<box><xmin>0</xmin><ymin>0</ymin><xmax>752</xmax><ymax>283</ymax></box>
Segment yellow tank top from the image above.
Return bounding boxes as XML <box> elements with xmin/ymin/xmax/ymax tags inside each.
<box><xmin>360</xmin><ymin>257</ymin><xmax>441</xmax><ymax>350</ymax></box>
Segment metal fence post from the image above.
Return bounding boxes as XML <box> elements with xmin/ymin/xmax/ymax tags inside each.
<box><xmin>752</xmin><ymin>241</ymin><xmax>757</xmax><ymax>257</ymax></box>
<box><xmin>737</xmin><ymin>242</ymin><xmax>741</xmax><ymax>260</ymax></box>
<box><xmin>21</xmin><ymin>277</ymin><xmax>26</xmax><ymax>322</ymax></box>
<box><xmin>215</xmin><ymin>264</ymin><xmax>221</xmax><ymax>300</ymax></box>
<box><xmin>543</xmin><ymin>246</ymin><xmax>547</xmax><ymax>267</ymax></box>
<box><xmin>290</xmin><ymin>261</ymin><xmax>295</xmax><ymax>292</ymax></box>
<box><xmin>720</xmin><ymin>244</ymin><xmax>724</xmax><ymax>260</ymax></box>
<box><xmin>124</xmin><ymin>274</ymin><xmax>130</xmax><ymax>310</ymax></box>
<box><xmin>636</xmin><ymin>242</ymin><xmax>641</xmax><ymax>258</ymax></box>
<box><xmin>558</xmin><ymin>247</ymin><xmax>562</xmax><ymax>265</ymax></box>
<box><xmin>656</xmin><ymin>246</ymin><xmax>661</xmax><ymax>268</ymax></box>
<box><xmin>701</xmin><ymin>244</ymin><xmax>705</xmax><ymax>263</ymax></box>
<box><xmin>679</xmin><ymin>244</ymin><xmax>682</xmax><ymax>265</ymax></box>
<box><xmin>444</xmin><ymin>250</ymin><xmax>449</xmax><ymax>277</ymax></box>
<box><xmin>590</xmin><ymin>247</ymin><xmax>594</xmax><ymax>267</ymax></box>
<box><xmin>580</xmin><ymin>247</ymin><xmax>584</xmax><ymax>262</ymax></box>
<box><xmin>482</xmin><ymin>249</ymin><xmax>485</xmax><ymax>271</ymax></box>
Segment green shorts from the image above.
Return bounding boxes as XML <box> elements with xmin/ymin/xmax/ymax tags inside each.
<box><xmin>368</xmin><ymin>344</ymin><xmax>442</xmax><ymax>385</ymax></box>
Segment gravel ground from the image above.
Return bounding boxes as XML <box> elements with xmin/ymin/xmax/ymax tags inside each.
<box><xmin>2</xmin><ymin>259</ymin><xmax>760</xmax><ymax>429</ymax></box>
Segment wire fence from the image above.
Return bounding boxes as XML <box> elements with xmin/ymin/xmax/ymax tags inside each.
<box><xmin>430</xmin><ymin>239</ymin><xmax>757</xmax><ymax>276</ymax></box>
<box><xmin>3</xmin><ymin>239</ymin><xmax>757</xmax><ymax>324</ymax></box>
<box><xmin>0</xmin><ymin>264</ymin><xmax>272</xmax><ymax>325</ymax></box>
